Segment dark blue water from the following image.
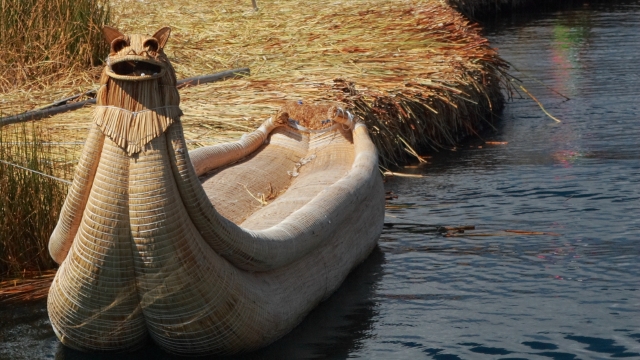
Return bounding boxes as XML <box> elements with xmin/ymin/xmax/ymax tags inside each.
<box><xmin>2</xmin><ymin>2</ymin><xmax>639</xmax><ymax>359</ymax></box>
<box><xmin>365</xmin><ymin>2</ymin><xmax>640</xmax><ymax>358</ymax></box>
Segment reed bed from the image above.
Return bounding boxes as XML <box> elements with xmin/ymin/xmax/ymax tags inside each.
<box><xmin>121</xmin><ymin>0</ymin><xmax>510</xmax><ymax>166</ymax></box>
<box><xmin>12</xmin><ymin>0</ymin><xmax>509</xmax><ymax>166</ymax></box>
<box><xmin>0</xmin><ymin>124</ymin><xmax>72</xmax><ymax>278</ymax></box>
<box><xmin>0</xmin><ymin>0</ymin><xmax>110</xmax><ymax>92</ymax></box>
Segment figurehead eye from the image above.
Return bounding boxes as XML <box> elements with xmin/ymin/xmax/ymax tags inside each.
<box><xmin>111</xmin><ymin>38</ymin><xmax>128</xmax><ymax>53</ymax></box>
<box><xmin>143</xmin><ymin>38</ymin><xmax>159</xmax><ymax>53</ymax></box>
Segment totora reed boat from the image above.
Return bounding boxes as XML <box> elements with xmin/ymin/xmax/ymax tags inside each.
<box><xmin>46</xmin><ymin>26</ymin><xmax>385</xmax><ymax>355</ymax></box>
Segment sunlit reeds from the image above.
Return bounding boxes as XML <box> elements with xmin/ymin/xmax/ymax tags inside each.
<box><xmin>0</xmin><ymin>0</ymin><xmax>111</xmax><ymax>92</ymax></box>
<box><xmin>29</xmin><ymin>0</ymin><xmax>508</xmax><ymax>166</ymax></box>
<box><xmin>0</xmin><ymin>124</ymin><xmax>73</xmax><ymax>278</ymax></box>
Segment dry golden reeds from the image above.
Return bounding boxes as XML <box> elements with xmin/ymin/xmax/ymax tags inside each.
<box><xmin>3</xmin><ymin>0</ymin><xmax>509</xmax><ymax>167</ymax></box>
<box><xmin>0</xmin><ymin>0</ymin><xmax>111</xmax><ymax>92</ymax></box>
<box><xmin>110</xmin><ymin>0</ymin><xmax>509</xmax><ymax>166</ymax></box>
<box><xmin>0</xmin><ymin>124</ymin><xmax>72</xmax><ymax>278</ymax></box>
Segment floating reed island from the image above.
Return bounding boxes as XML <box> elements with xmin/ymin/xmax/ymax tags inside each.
<box><xmin>1</xmin><ymin>0</ymin><xmax>509</xmax><ymax>168</ymax></box>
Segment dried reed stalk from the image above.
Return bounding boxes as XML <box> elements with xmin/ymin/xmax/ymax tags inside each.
<box><xmin>0</xmin><ymin>0</ymin><xmax>110</xmax><ymax>92</ymax></box>
<box><xmin>0</xmin><ymin>270</ymin><xmax>56</xmax><ymax>303</ymax></box>
<box><xmin>0</xmin><ymin>124</ymin><xmax>71</xmax><ymax>278</ymax></box>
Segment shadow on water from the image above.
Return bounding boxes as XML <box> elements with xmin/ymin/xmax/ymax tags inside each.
<box><xmin>474</xmin><ymin>0</ymin><xmax>640</xmax><ymax>27</ymax></box>
<box><xmin>26</xmin><ymin>247</ymin><xmax>384</xmax><ymax>360</ymax></box>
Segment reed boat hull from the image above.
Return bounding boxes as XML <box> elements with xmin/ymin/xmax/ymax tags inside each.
<box><xmin>47</xmin><ymin>101</ymin><xmax>385</xmax><ymax>355</ymax></box>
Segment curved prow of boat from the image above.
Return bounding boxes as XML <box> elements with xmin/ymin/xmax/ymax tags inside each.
<box><xmin>46</xmin><ymin>27</ymin><xmax>385</xmax><ymax>355</ymax></box>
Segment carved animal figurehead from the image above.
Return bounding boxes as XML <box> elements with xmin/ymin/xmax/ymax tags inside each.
<box><xmin>102</xmin><ymin>26</ymin><xmax>172</xmax><ymax>81</ymax></box>
<box><xmin>94</xmin><ymin>26</ymin><xmax>182</xmax><ymax>155</ymax></box>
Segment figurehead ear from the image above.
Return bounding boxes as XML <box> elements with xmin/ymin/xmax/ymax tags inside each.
<box><xmin>152</xmin><ymin>27</ymin><xmax>171</xmax><ymax>50</ymax></box>
<box><xmin>103</xmin><ymin>26</ymin><xmax>125</xmax><ymax>45</ymax></box>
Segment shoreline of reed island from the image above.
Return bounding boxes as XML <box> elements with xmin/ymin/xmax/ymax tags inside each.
<box><xmin>1</xmin><ymin>0</ymin><xmax>509</xmax><ymax>286</ymax></box>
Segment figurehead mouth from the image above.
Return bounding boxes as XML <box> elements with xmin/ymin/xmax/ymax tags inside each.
<box><xmin>106</xmin><ymin>55</ymin><xmax>166</xmax><ymax>81</ymax></box>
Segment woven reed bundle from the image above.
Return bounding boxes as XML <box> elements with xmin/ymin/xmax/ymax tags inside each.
<box><xmin>47</xmin><ymin>27</ymin><xmax>384</xmax><ymax>355</ymax></box>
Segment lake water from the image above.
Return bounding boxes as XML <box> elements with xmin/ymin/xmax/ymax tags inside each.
<box><xmin>1</xmin><ymin>1</ymin><xmax>639</xmax><ymax>359</ymax></box>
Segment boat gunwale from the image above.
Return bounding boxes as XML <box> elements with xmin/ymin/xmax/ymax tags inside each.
<box><xmin>178</xmin><ymin>119</ymin><xmax>381</xmax><ymax>272</ymax></box>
